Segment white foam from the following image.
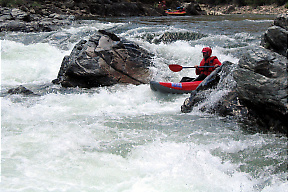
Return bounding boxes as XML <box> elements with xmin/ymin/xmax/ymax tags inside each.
<box><xmin>1</xmin><ymin>17</ymin><xmax>287</xmax><ymax>192</ymax></box>
<box><xmin>1</xmin><ymin>40</ymin><xmax>69</xmax><ymax>85</ymax></box>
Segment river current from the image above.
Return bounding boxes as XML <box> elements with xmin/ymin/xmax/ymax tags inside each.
<box><xmin>1</xmin><ymin>15</ymin><xmax>287</xmax><ymax>191</ymax></box>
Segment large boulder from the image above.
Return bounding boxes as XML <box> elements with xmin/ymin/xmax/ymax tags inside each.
<box><xmin>183</xmin><ymin>2</ymin><xmax>206</xmax><ymax>15</ymax></box>
<box><xmin>233</xmin><ymin>47</ymin><xmax>287</xmax><ymax>133</ymax></box>
<box><xmin>52</xmin><ymin>30</ymin><xmax>153</xmax><ymax>88</ymax></box>
<box><xmin>261</xmin><ymin>13</ymin><xmax>288</xmax><ymax>57</ymax></box>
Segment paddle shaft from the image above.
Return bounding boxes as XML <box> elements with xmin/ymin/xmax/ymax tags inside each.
<box><xmin>182</xmin><ymin>66</ymin><xmax>212</xmax><ymax>69</ymax></box>
<box><xmin>169</xmin><ymin>64</ymin><xmax>215</xmax><ymax>72</ymax></box>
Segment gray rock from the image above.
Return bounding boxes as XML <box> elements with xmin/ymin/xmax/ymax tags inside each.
<box><xmin>261</xmin><ymin>13</ymin><xmax>288</xmax><ymax>57</ymax></box>
<box><xmin>181</xmin><ymin>61</ymin><xmax>236</xmax><ymax>114</ymax></box>
<box><xmin>10</xmin><ymin>8</ymin><xmax>29</xmax><ymax>20</ymax></box>
<box><xmin>52</xmin><ymin>30</ymin><xmax>153</xmax><ymax>88</ymax></box>
<box><xmin>233</xmin><ymin>47</ymin><xmax>287</xmax><ymax>133</ymax></box>
<box><xmin>8</xmin><ymin>85</ymin><xmax>39</xmax><ymax>96</ymax></box>
<box><xmin>274</xmin><ymin>13</ymin><xmax>288</xmax><ymax>30</ymax></box>
<box><xmin>261</xmin><ymin>26</ymin><xmax>288</xmax><ymax>56</ymax></box>
<box><xmin>234</xmin><ymin>47</ymin><xmax>287</xmax><ymax>110</ymax></box>
<box><xmin>183</xmin><ymin>3</ymin><xmax>206</xmax><ymax>15</ymax></box>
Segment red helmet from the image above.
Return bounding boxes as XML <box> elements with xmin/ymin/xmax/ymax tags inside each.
<box><xmin>202</xmin><ymin>47</ymin><xmax>212</xmax><ymax>57</ymax></box>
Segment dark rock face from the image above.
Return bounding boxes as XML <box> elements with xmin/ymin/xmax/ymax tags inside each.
<box><xmin>233</xmin><ymin>47</ymin><xmax>287</xmax><ymax>133</ymax></box>
<box><xmin>183</xmin><ymin>3</ymin><xmax>206</xmax><ymax>15</ymax></box>
<box><xmin>75</xmin><ymin>1</ymin><xmax>163</xmax><ymax>17</ymax></box>
<box><xmin>261</xmin><ymin>13</ymin><xmax>288</xmax><ymax>57</ymax></box>
<box><xmin>89</xmin><ymin>2</ymin><xmax>147</xmax><ymax>17</ymax></box>
<box><xmin>274</xmin><ymin>13</ymin><xmax>288</xmax><ymax>30</ymax></box>
<box><xmin>234</xmin><ymin>48</ymin><xmax>287</xmax><ymax>111</ymax></box>
<box><xmin>52</xmin><ymin>30</ymin><xmax>153</xmax><ymax>88</ymax></box>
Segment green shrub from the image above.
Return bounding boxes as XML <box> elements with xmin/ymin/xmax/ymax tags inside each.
<box><xmin>0</xmin><ymin>0</ymin><xmax>24</xmax><ymax>7</ymax></box>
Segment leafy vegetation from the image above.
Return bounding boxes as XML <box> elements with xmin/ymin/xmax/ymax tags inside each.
<box><xmin>0</xmin><ymin>0</ymin><xmax>23</xmax><ymax>7</ymax></box>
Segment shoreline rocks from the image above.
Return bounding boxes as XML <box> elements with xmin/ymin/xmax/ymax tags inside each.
<box><xmin>201</xmin><ymin>4</ymin><xmax>288</xmax><ymax>15</ymax></box>
<box><xmin>0</xmin><ymin>7</ymin><xmax>75</xmax><ymax>32</ymax></box>
<box><xmin>0</xmin><ymin>1</ymin><xmax>163</xmax><ymax>32</ymax></box>
<box><xmin>1</xmin><ymin>2</ymin><xmax>287</xmax><ymax>33</ymax></box>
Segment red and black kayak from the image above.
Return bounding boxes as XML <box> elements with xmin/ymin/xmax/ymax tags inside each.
<box><xmin>150</xmin><ymin>80</ymin><xmax>202</xmax><ymax>94</ymax></box>
<box><xmin>165</xmin><ymin>10</ymin><xmax>186</xmax><ymax>16</ymax></box>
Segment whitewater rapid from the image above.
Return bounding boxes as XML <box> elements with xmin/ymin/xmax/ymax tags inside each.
<box><xmin>1</xmin><ymin>15</ymin><xmax>287</xmax><ymax>192</ymax></box>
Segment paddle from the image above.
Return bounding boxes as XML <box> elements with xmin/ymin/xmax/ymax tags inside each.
<box><xmin>169</xmin><ymin>64</ymin><xmax>215</xmax><ymax>72</ymax></box>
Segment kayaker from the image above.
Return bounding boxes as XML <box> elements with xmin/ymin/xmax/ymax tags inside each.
<box><xmin>193</xmin><ymin>47</ymin><xmax>221</xmax><ymax>81</ymax></box>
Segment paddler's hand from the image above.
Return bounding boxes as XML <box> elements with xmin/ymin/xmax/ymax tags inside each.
<box><xmin>214</xmin><ymin>64</ymin><xmax>219</xmax><ymax>68</ymax></box>
<box><xmin>194</xmin><ymin>65</ymin><xmax>199</xmax><ymax>68</ymax></box>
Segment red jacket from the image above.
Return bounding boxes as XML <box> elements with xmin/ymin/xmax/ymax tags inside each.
<box><xmin>196</xmin><ymin>56</ymin><xmax>221</xmax><ymax>76</ymax></box>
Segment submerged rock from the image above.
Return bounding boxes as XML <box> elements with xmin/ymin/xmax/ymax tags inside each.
<box><xmin>7</xmin><ymin>85</ymin><xmax>39</xmax><ymax>96</ymax></box>
<box><xmin>153</xmin><ymin>31</ymin><xmax>207</xmax><ymax>44</ymax></box>
<box><xmin>52</xmin><ymin>30</ymin><xmax>153</xmax><ymax>88</ymax></box>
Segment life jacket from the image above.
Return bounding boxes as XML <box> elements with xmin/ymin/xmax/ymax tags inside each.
<box><xmin>196</xmin><ymin>56</ymin><xmax>221</xmax><ymax>76</ymax></box>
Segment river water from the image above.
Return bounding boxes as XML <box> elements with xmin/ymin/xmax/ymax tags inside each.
<box><xmin>1</xmin><ymin>15</ymin><xmax>287</xmax><ymax>191</ymax></box>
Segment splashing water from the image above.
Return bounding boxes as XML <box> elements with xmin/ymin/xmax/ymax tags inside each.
<box><xmin>1</xmin><ymin>15</ymin><xmax>287</xmax><ymax>192</ymax></box>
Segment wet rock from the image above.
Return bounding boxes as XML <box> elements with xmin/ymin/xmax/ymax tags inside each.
<box><xmin>53</xmin><ymin>30</ymin><xmax>153</xmax><ymax>88</ymax></box>
<box><xmin>153</xmin><ymin>31</ymin><xmax>207</xmax><ymax>44</ymax></box>
<box><xmin>181</xmin><ymin>61</ymin><xmax>235</xmax><ymax>113</ymax></box>
<box><xmin>233</xmin><ymin>47</ymin><xmax>287</xmax><ymax>133</ymax></box>
<box><xmin>8</xmin><ymin>85</ymin><xmax>38</xmax><ymax>96</ymax></box>
<box><xmin>261</xmin><ymin>14</ymin><xmax>288</xmax><ymax>57</ymax></box>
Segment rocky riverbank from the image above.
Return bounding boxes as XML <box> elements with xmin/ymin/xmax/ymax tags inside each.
<box><xmin>1</xmin><ymin>1</ymin><xmax>288</xmax><ymax>33</ymax></box>
<box><xmin>0</xmin><ymin>1</ymin><xmax>164</xmax><ymax>32</ymax></box>
<box><xmin>201</xmin><ymin>4</ymin><xmax>288</xmax><ymax>15</ymax></box>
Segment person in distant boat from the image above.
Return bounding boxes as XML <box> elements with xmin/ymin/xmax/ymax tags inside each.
<box><xmin>193</xmin><ymin>47</ymin><xmax>221</xmax><ymax>81</ymax></box>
